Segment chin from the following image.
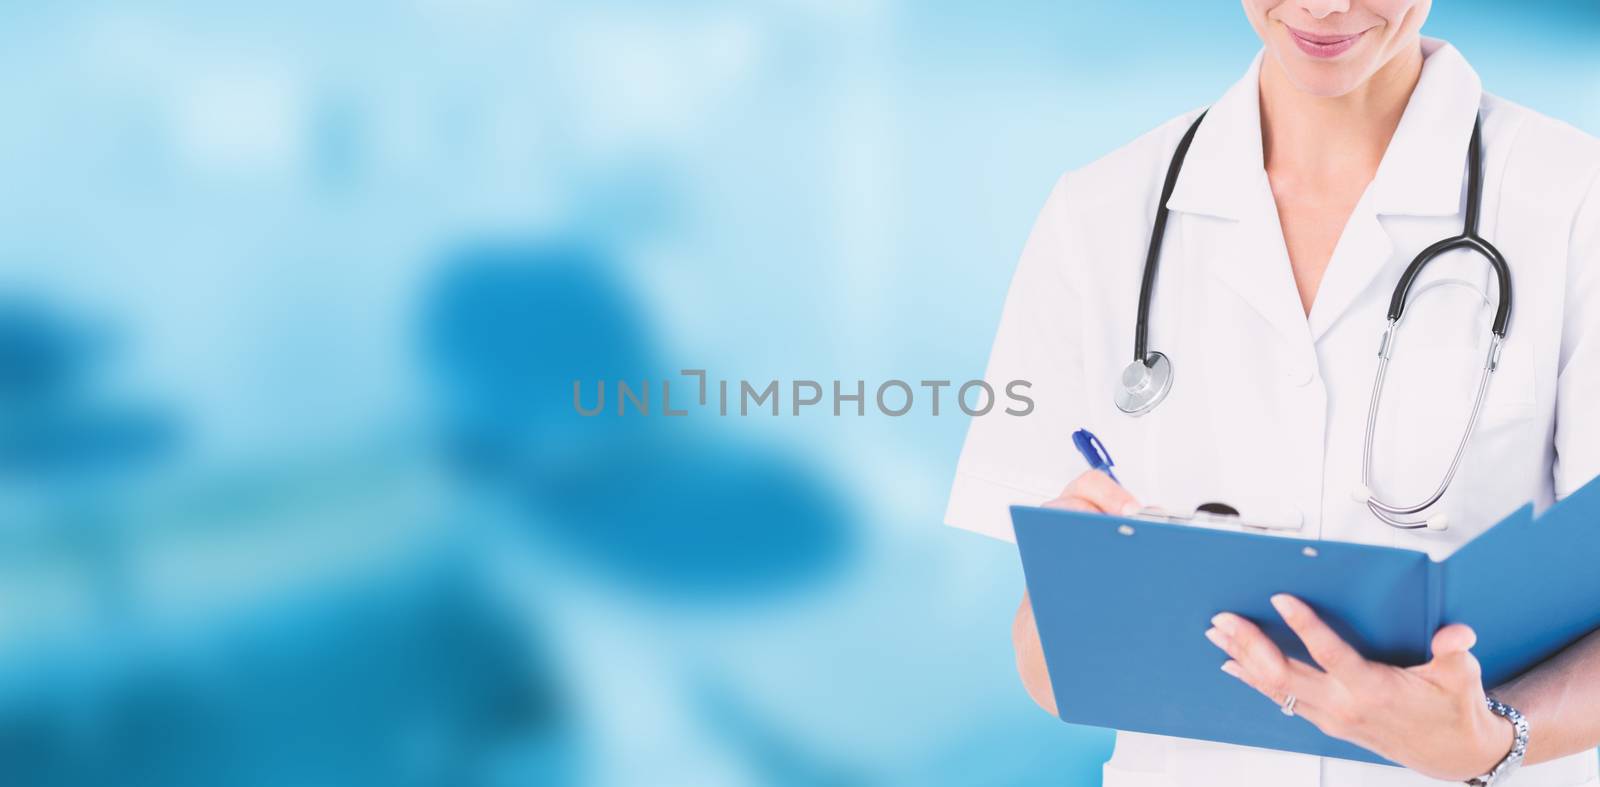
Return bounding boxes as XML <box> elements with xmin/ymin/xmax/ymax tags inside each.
<box><xmin>1270</xmin><ymin>51</ymin><xmax>1371</xmax><ymax>98</ymax></box>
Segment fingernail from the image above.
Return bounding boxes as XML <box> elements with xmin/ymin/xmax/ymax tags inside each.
<box><xmin>1204</xmin><ymin>627</ymin><xmax>1230</xmax><ymax>649</ymax></box>
<box><xmin>1119</xmin><ymin>502</ymin><xmax>1141</xmax><ymax>517</ymax></box>
<box><xmin>1220</xmin><ymin>661</ymin><xmax>1241</xmax><ymax>678</ymax></box>
<box><xmin>1270</xmin><ymin>594</ymin><xmax>1295</xmax><ymax>617</ymax></box>
<box><xmin>1210</xmin><ymin>613</ymin><xmax>1234</xmax><ymax>633</ymax></box>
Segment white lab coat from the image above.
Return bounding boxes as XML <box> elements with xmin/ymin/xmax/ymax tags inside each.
<box><xmin>946</xmin><ymin>39</ymin><xmax>1600</xmax><ymax>787</ymax></box>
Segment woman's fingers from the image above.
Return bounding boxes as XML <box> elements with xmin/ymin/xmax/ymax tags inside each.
<box><xmin>1270</xmin><ymin>594</ymin><xmax>1374</xmax><ymax>685</ymax></box>
<box><xmin>1073</xmin><ymin>470</ymin><xmax>1139</xmax><ymax>513</ymax></box>
<box><xmin>1044</xmin><ymin>470</ymin><xmax>1140</xmax><ymax>515</ymax></box>
<box><xmin>1220</xmin><ymin>659</ymin><xmax>1342</xmax><ymax>733</ymax></box>
<box><xmin>1221</xmin><ymin>659</ymin><xmax>1308</xmax><ymax>708</ymax></box>
<box><xmin>1212</xmin><ymin>607</ymin><xmax>1500</xmax><ymax>772</ymax></box>
<box><xmin>1041</xmin><ymin>495</ymin><xmax>1093</xmax><ymax>512</ymax></box>
<box><xmin>1221</xmin><ymin>658</ymin><xmax>1285</xmax><ymax>702</ymax></box>
<box><xmin>1414</xmin><ymin>623</ymin><xmax>1485</xmax><ymax>694</ymax></box>
<box><xmin>1208</xmin><ymin>612</ymin><xmax>1334</xmax><ymax>708</ymax></box>
<box><xmin>1431</xmin><ymin>622</ymin><xmax>1477</xmax><ymax>654</ymax></box>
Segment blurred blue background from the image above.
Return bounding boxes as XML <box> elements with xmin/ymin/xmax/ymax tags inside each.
<box><xmin>0</xmin><ymin>2</ymin><xmax>1594</xmax><ymax>785</ymax></box>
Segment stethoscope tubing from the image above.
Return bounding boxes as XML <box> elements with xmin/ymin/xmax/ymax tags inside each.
<box><xmin>1133</xmin><ymin>110</ymin><xmax>1207</xmax><ymax>367</ymax></box>
<box><xmin>1383</xmin><ymin>119</ymin><xmax>1512</xmax><ymax>337</ymax></box>
<box><xmin>1361</xmin><ymin>326</ymin><xmax>1502</xmax><ymax>529</ymax></box>
<box><xmin>1122</xmin><ymin>109</ymin><xmax>1512</xmax><ymax>530</ymax></box>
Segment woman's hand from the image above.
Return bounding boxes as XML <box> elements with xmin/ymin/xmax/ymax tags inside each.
<box><xmin>1040</xmin><ymin>469</ymin><xmax>1141</xmax><ymax>517</ymax></box>
<box><xmin>1014</xmin><ymin>471</ymin><xmax>1142</xmax><ymax>715</ymax></box>
<box><xmin>1206</xmin><ymin>594</ymin><xmax>1516</xmax><ymax>781</ymax></box>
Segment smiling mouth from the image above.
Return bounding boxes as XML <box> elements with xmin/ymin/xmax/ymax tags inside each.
<box><xmin>1285</xmin><ymin>25</ymin><xmax>1365</xmax><ymax>59</ymax></box>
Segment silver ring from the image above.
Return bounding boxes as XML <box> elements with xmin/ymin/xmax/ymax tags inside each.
<box><xmin>1280</xmin><ymin>695</ymin><xmax>1297</xmax><ymax>717</ymax></box>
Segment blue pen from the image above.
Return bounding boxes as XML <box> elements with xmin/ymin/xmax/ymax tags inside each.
<box><xmin>1072</xmin><ymin>428</ymin><xmax>1119</xmax><ymax>484</ymax></box>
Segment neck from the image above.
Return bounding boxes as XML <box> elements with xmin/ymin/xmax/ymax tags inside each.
<box><xmin>1259</xmin><ymin>44</ymin><xmax>1425</xmax><ymax>180</ymax></box>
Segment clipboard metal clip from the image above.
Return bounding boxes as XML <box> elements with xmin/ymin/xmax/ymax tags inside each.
<box><xmin>1132</xmin><ymin>502</ymin><xmax>1304</xmax><ymax>532</ymax></box>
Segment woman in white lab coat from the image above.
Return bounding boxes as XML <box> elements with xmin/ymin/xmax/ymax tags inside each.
<box><xmin>945</xmin><ymin>2</ymin><xmax>1600</xmax><ymax>786</ymax></box>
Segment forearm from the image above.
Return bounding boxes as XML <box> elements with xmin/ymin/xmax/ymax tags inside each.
<box><xmin>1013</xmin><ymin>592</ymin><xmax>1058</xmax><ymax>715</ymax></box>
<box><xmin>1492</xmin><ymin>628</ymin><xmax>1600</xmax><ymax>765</ymax></box>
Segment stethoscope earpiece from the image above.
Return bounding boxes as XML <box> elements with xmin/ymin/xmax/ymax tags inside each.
<box><xmin>1350</xmin><ymin>483</ymin><xmax>1373</xmax><ymax>504</ymax></box>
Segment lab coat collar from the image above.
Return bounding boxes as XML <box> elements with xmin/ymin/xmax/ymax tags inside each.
<box><xmin>1162</xmin><ymin>38</ymin><xmax>1484</xmax><ymax>345</ymax></box>
<box><xmin>1368</xmin><ymin>38</ymin><xmax>1483</xmax><ymax>217</ymax></box>
<box><xmin>1162</xmin><ymin>51</ymin><xmax>1305</xmax><ymax>350</ymax></box>
<box><xmin>1163</xmin><ymin>51</ymin><xmax>1267</xmax><ymax>222</ymax></box>
<box><xmin>1163</xmin><ymin>38</ymin><xmax>1483</xmax><ymax>222</ymax></box>
<box><xmin>1311</xmin><ymin>39</ymin><xmax>1483</xmax><ymax>341</ymax></box>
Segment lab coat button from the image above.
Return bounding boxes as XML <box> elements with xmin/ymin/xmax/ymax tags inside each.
<box><xmin>1284</xmin><ymin>365</ymin><xmax>1315</xmax><ymax>387</ymax></box>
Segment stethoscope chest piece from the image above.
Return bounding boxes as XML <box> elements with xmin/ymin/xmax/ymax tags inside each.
<box><xmin>1115</xmin><ymin>352</ymin><xmax>1173</xmax><ymax>416</ymax></box>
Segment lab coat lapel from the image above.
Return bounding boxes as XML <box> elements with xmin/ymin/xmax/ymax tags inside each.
<box><xmin>1166</xmin><ymin>51</ymin><xmax>1311</xmax><ymax>348</ymax></box>
<box><xmin>1305</xmin><ymin>201</ymin><xmax>1394</xmax><ymax>341</ymax></box>
<box><xmin>1307</xmin><ymin>39</ymin><xmax>1483</xmax><ymax>342</ymax></box>
<box><xmin>1229</xmin><ymin>191</ymin><xmax>1318</xmax><ymax>349</ymax></box>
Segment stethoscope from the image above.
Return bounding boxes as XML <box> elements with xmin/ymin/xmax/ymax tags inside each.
<box><xmin>1115</xmin><ymin>110</ymin><xmax>1512</xmax><ymax>531</ymax></box>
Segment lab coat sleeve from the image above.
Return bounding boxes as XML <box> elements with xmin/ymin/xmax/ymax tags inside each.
<box><xmin>1553</xmin><ymin>168</ymin><xmax>1600</xmax><ymax>499</ymax></box>
<box><xmin>944</xmin><ymin>173</ymin><xmax>1091</xmax><ymax>541</ymax></box>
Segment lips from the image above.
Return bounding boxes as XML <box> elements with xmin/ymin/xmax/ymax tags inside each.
<box><xmin>1285</xmin><ymin>25</ymin><xmax>1363</xmax><ymax>58</ymax></box>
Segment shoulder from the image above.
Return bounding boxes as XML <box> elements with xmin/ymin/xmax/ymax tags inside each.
<box><xmin>1021</xmin><ymin>108</ymin><xmax>1208</xmax><ymax>288</ymax></box>
<box><xmin>1483</xmin><ymin>92</ymin><xmax>1600</xmax><ymax>211</ymax></box>
<box><xmin>1040</xmin><ymin>108</ymin><xmax>1208</xmax><ymax>230</ymax></box>
<box><xmin>1482</xmin><ymin>94</ymin><xmax>1600</xmax><ymax>301</ymax></box>
<box><xmin>1483</xmin><ymin>93</ymin><xmax>1600</xmax><ymax>166</ymax></box>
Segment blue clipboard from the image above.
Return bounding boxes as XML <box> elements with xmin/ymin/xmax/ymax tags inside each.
<box><xmin>1009</xmin><ymin>474</ymin><xmax>1600</xmax><ymax>764</ymax></box>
